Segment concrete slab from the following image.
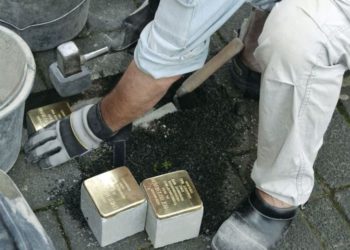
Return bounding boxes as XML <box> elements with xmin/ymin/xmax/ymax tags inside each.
<box><xmin>36</xmin><ymin>210</ymin><xmax>69</xmax><ymax>250</ymax></box>
<box><xmin>314</xmin><ymin>111</ymin><xmax>350</xmax><ymax>189</ymax></box>
<box><xmin>335</xmin><ymin>188</ymin><xmax>350</xmax><ymax>222</ymax></box>
<box><xmin>303</xmin><ymin>197</ymin><xmax>350</xmax><ymax>249</ymax></box>
<box><xmin>8</xmin><ymin>153</ymin><xmax>82</xmax><ymax>210</ymax></box>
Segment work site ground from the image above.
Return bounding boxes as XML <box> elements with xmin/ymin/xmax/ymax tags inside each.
<box><xmin>9</xmin><ymin>1</ymin><xmax>350</xmax><ymax>249</ymax></box>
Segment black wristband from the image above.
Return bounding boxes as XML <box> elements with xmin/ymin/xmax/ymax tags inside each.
<box><xmin>59</xmin><ymin>118</ymin><xmax>87</xmax><ymax>157</ymax></box>
<box><xmin>87</xmin><ymin>103</ymin><xmax>115</xmax><ymax>141</ymax></box>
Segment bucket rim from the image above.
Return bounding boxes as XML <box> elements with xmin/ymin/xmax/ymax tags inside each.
<box><xmin>0</xmin><ymin>0</ymin><xmax>89</xmax><ymax>31</ymax></box>
<box><xmin>0</xmin><ymin>25</ymin><xmax>35</xmax><ymax>120</ymax></box>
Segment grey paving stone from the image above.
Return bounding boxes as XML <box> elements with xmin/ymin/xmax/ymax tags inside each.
<box><xmin>74</xmin><ymin>33</ymin><xmax>113</xmax><ymax>54</ymax></box>
<box><xmin>309</xmin><ymin>179</ymin><xmax>326</xmax><ymax>201</ymax></box>
<box><xmin>315</xmin><ymin>111</ymin><xmax>350</xmax><ymax>189</ymax></box>
<box><xmin>8</xmin><ymin>153</ymin><xmax>82</xmax><ymax>210</ymax></box>
<box><xmin>335</xmin><ymin>188</ymin><xmax>350</xmax><ymax>222</ymax></box>
<box><xmin>86</xmin><ymin>0</ymin><xmax>136</xmax><ymax>34</ymax></box>
<box><xmin>86</xmin><ymin>52</ymin><xmax>132</xmax><ymax>81</ymax></box>
<box><xmin>280</xmin><ymin>214</ymin><xmax>323</xmax><ymax>250</ymax></box>
<box><xmin>36</xmin><ymin>210</ymin><xmax>69</xmax><ymax>250</ymax></box>
<box><xmin>303</xmin><ymin>197</ymin><xmax>350</xmax><ymax>249</ymax></box>
<box><xmin>218</xmin><ymin>4</ymin><xmax>251</xmax><ymax>43</ymax></box>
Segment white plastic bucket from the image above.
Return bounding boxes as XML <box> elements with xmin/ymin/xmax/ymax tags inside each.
<box><xmin>0</xmin><ymin>26</ymin><xmax>35</xmax><ymax>172</ymax></box>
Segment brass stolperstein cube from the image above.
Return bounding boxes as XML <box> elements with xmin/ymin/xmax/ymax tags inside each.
<box><xmin>26</xmin><ymin>101</ymin><xmax>71</xmax><ymax>132</ymax></box>
<box><xmin>142</xmin><ymin>170</ymin><xmax>203</xmax><ymax>219</ymax></box>
<box><xmin>83</xmin><ymin>167</ymin><xmax>146</xmax><ymax>218</ymax></box>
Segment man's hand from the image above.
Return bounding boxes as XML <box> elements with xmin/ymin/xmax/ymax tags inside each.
<box><xmin>24</xmin><ymin>104</ymin><xmax>130</xmax><ymax>169</ymax></box>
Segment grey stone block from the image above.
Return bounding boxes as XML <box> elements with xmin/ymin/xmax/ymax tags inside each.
<box><xmin>86</xmin><ymin>0</ymin><xmax>136</xmax><ymax>34</ymax></box>
<box><xmin>8</xmin><ymin>153</ymin><xmax>82</xmax><ymax>210</ymax></box>
<box><xmin>74</xmin><ymin>33</ymin><xmax>113</xmax><ymax>54</ymax></box>
<box><xmin>315</xmin><ymin>111</ymin><xmax>350</xmax><ymax>189</ymax></box>
<box><xmin>145</xmin><ymin>205</ymin><xmax>204</xmax><ymax>249</ymax></box>
<box><xmin>49</xmin><ymin>62</ymin><xmax>91</xmax><ymax>97</ymax></box>
<box><xmin>280</xmin><ymin>214</ymin><xmax>322</xmax><ymax>250</ymax></box>
<box><xmin>57</xmin><ymin>206</ymin><xmax>151</xmax><ymax>250</ymax></box>
<box><xmin>335</xmin><ymin>188</ymin><xmax>350</xmax><ymax>222</ymax></box>
<box><xmin>36</xmin><ymin>210</ymin><xmax>69</xmax><ymax>250</ymax></box>
<box><xmin>81</xmin><ymin>185</ymin><xmax>147</xmax><ymax>247</ymax></box>
<box><xmin>86</xmin><ymin>52</ymin><xmax>132</xmax><ymax>80</ymax></box>
<box><xmin>303</xmin><ymin>197</ymin><xmax>350</xmax><ymax>249</ymax></box>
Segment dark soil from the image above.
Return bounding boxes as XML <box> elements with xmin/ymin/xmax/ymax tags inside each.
<box><xmin>48</xmin><ymin>75</ymin><xmax>259</xmax><ymax>236</ymax></box>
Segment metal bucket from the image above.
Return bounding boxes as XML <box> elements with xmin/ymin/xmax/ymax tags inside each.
<box><xmin>0</xmin><ymin>26</ymin><xmax>35</xmax><ymax>172</ymax></box>
<box><xmin>0</xmin><ymin>0</ymin><xmax>90</xmax><ymax>51</ymax></box>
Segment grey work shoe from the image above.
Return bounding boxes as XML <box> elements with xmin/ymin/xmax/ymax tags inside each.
<box><xmin>211</xmin><ymin>190</ymin><xmax>297</xmax><ymax>250</ymax></box>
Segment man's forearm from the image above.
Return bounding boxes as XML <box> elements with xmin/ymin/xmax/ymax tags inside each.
<box><xmin>100</xmin><ymin>60</ymin><xmax>181</xmax><ymax>131</ymax></box>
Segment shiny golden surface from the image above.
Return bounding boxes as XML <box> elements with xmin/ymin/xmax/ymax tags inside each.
<box><xmin>27</xmin><ymin>101</ymin><xmax>71</xmax><ymax>131</ymax></box>
<box><xmin>142</xmin><ymin>170</ymin><xmax>203</xmax><ymax>219</ymax></box>
<box><xmin>83</xmin><ymin>167</ymin><xmax>146</xmax><ymax>218</ymax></box>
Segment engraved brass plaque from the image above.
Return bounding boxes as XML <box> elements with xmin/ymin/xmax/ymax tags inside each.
<box><xmin>142</xmin><ymin>170</ymin><xmax>203</xmax><ymax>219</ymax></box>
<box><xmin>83</xmin><ymin>167</ymin><xmax>146</xmax><ymax>218</ymax></box>
<box><xmin>27</xmin><ymin>101</ymin><xmax>71</xmax><ymax>132</ymax></box>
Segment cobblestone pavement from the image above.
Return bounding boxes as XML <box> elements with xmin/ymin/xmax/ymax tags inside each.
<box><xmin>7</xmin><ymin>1</ymin><xmax>350</xmax><ymax>249</ymax></box>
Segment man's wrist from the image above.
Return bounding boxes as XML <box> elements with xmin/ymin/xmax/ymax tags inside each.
<box><xmin>87</xmin><ymin>103</ymin><xmax>117</xmax><ymax>141</ymax></box>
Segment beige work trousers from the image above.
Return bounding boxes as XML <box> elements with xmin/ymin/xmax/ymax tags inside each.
<box><xmin>252</xmin><ymin>0</ymin><xmax>350</xmax><ymax>206</ymax></box>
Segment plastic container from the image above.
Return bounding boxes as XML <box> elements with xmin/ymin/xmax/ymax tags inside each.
<box><xmin>0</xmin><ymin>26</ymin><xmax>35</xmax><ymax>172</ymax></box>
<box><xmin>0</xmin><ymin>170</ymin><xmax>55</xmax><ymax>249</ymax></box>
<box><xmin>0</xmin><ymin>0</ymin><xmax>90</xmax><ymax>51</ymax></box>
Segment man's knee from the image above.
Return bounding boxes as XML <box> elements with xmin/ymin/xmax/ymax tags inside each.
<box><xmin>254</xmin><ymin>0</ymin><xmax>327</xmax><ymax>77</ymax></box>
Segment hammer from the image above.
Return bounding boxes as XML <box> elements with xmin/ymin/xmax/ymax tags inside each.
<box><xmin>173</xmin><ymin>37</ymin><xmax>244</xmax><ymax>108</ymax></box>
<box><xmin>49</xmin><ymin>41</ymin><xmax>112</xmax><ymax>97</ymax></box>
